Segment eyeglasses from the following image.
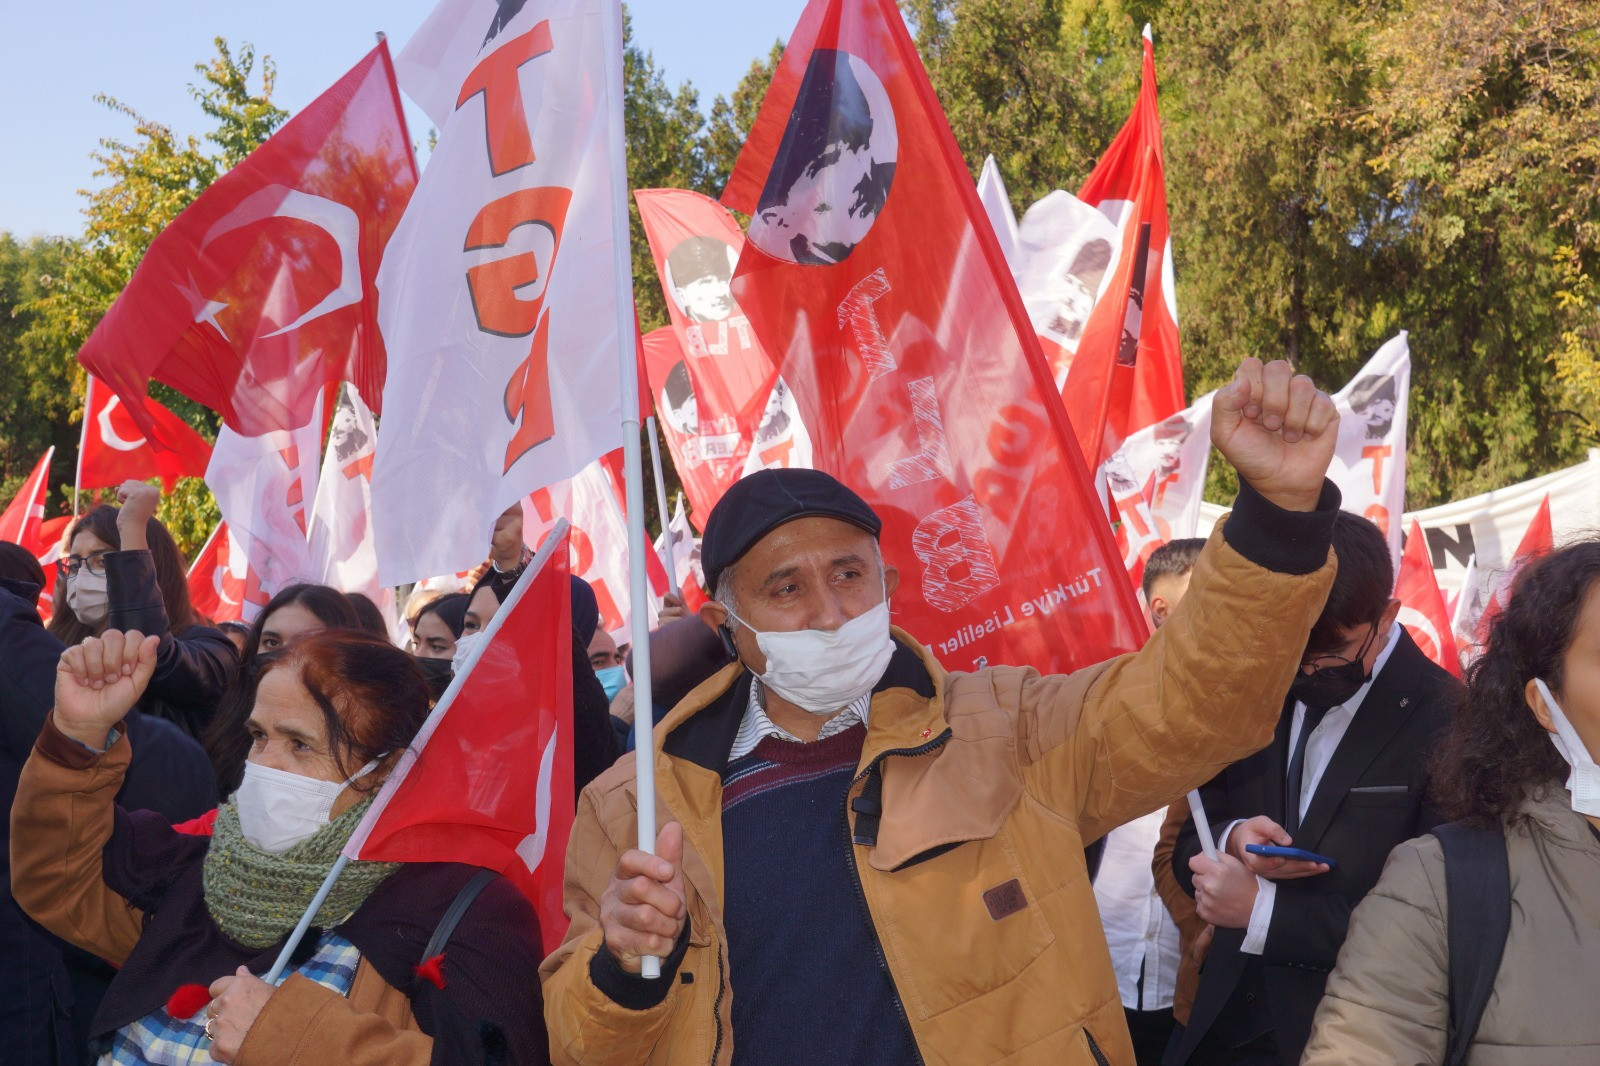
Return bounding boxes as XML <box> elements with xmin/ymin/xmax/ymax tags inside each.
<box><xmin>56</xmin><ymin>552</ymin><xmax>108</xmax><ymax>579</ymax></box>
<box><xmin>1300</xmin><ymin>621</ymin><xmax>1380</xmax><ymax>671</ymax></box>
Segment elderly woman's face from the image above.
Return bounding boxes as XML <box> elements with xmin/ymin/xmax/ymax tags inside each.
<box><xmin>246</xmin><ymin>666</ymin><xmax>346</xmax><ymax>784</ymax></box>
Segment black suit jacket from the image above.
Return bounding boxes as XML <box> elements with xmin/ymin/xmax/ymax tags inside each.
<box><xmin>1165</xmin><ymin>628</ymin><xmax>1460</xmax><ymax>1065</ymax></box>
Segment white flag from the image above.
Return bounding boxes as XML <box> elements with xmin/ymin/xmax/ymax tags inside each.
<box><xmin>977</xmin><ymin>155</ymin><xmax>1020</xmax><ymax>271</ymax></box>
<box><xmin>1013</xmin><ymin>190</ymin><xmax>1122</xmax><ymax>391</ymax></box>
<box><xmin>308</xmin><ymin>384</ymin><xmax>398</xmax><ymax>635</ymax></box>
<box><xmin>1328</xmin><ymin>332</ymin><xmax>1410</xmax><ymax>569</ymax></box>
<box><xmin>1103</xmin><ymin>392</ymin><xmax>1215</xmax><ymax>586</ymax></box>
<box><xmin>740</xmin><ymin>377</ymin><xmax>814</xmax><ymax>477</ymax></box>
<box><xmin>654</xmin><ymin>494</ymin><xmax>703</xmax><ymax>597</ymax></box>
<box><xmin>372</xmin><ymin>0</ymin><xmax>627</xmax><ymax>585</ymax></box>
<box><xmin>525</xmin><ymin>458</ymin><xmax>646</xmax><ymax>648</ymax></box>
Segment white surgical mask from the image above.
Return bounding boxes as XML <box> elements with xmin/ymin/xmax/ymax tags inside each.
<box><xmin>451</xmin><ymin>630</ymin><xmax>487</xmax><ymax>673</ymax></box>
<box><xmin>726</xmin><ymin>592</ymin><xmax>895</xmax><ymax>715</ymax></box>
<box><xmin>1534</xmin><ymin>678</ymin><xmax>1600</xmax><ymax>816</ymax></box>
<box><xmin>234</xmin><ymin>758</ymin><xmax>382</xmax><ymax>854</ymax></box>
<box><xmin>68</xmin><ymin>570</ymin><xmax>110</xmax><ymax>629</ymax></box>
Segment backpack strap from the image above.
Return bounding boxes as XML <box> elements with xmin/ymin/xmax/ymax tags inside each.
<box><xmin>1436</xmin><ymin>820</ymin><xmax>1511</xmax><ymax>1066</ymax></box>
<box><xmin>420</xmin><ymin>867</ymin><xmax>499</xmax><ymax>965</ymax></box>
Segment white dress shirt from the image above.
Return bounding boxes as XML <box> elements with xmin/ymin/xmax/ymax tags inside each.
<box><xmin>728</xmin><ymin>682</ymin><xmax>872</xmax><ymax>760</ymax></box>
<box><xmin>1231</xmin><ymin>622</ymin><xmax>1403</xmax><ymax>954</ymax></box>
<box><xmin>1094</xmin><ymin>807</ymin><xmax>1184</xmax><ymax>1011</ymax></box>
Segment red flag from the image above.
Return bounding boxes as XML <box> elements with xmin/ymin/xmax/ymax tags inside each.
<box><xmin>78</xmin><ymin>375</ymin><xmax>213</xmax><ymax>494</ymax></box>
<box><xmin>1479</xmin><ymin>494</ymin><xmax>1554</xmax><ymax>637</ymax></box>
<box><xmin>1062</xmin><ymin>26</ymin><xmax>1185</xmax><ymax>468</ymax></box>
<box><xmin>77</xmin><ymin>43</ymin><xmax>416</xmax><ymax>441</ymax></box>
<box><xmin>1396</xmin><ymin>520</ymin><xmax>1462</xmax><ymax>678</ymax></box>
<box><xmin>640</xmin><ymin>327</ymin><xmax>749</xmax><ymax>526</ymax></box>
<box><xmin>186</xmin><ymin>522</ymin><xmax>251</xmax><ymax>624</ymax></box>
<box><xmin>0</xmin><ymin>449</ymin><xmax>55</xmax><ymax>547</ymax></box>
<box><xmin>344</xmin><ymin>528</ymin><xmax>573</xmax><ymax>954</ymax></box>
<box><xmin>724</xmin><ymin>0</ymin><xmax>1146</xmax><ymax>672</ymax></box>
<box><xmin>636</xmin><ymin>188</ymin><xmax>781</xmax><ymax>441</ymax></box>
<box><xmin>24</xmin><ymin>515</ymin><xmax>73</xmax><ymax>622</ymax></box>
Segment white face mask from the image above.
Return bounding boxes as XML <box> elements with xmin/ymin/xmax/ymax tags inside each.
<box><xmin>451</xmin><ymin>630</ymin><xmax>487</xmax><ymax>673</ymax></box>
<box><xmin>1534</xmin><ymin>679</ymin><xmax>1600</xmax><ymax>816</ymax></box>
<box><xmin>726</xmin><ymin>591</ymin><xmax>896</xmax><ymax>715</ymax></box>
<box><xmin>234</xmin><ymin>758</ymin><xmax>382</xmax><ymax>854</ymax></box>
<box><xmin>68</xmin><ymin>570</ymin><xmax>110</xmax><ymax>629</ymax></box>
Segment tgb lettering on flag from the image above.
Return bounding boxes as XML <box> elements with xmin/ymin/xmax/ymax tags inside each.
<box><xmin>1328</xmin><ymin>332</ymin><xmax>1410</xmax><ymax>570</ymax></box>
<box><xmin>724</xmin><ymin>0</ymin><xmax>1146</xmax><ymax>672</ymax></box>
<box><xmin>1061</xmin><ymin>25</ymin><xmax>1185</xmax><ymax>469</ymax></box>
<box><xmin>636</xmin><ymin>188</ymin><xmax>780</xmax><ymax>442</ymax></box>
<box><xmin>308</xmin><ymin>383</ymin><xmax>396</xmax><ymax>632</ymax></box>
<box><xmin>76</xmin><ymin>43</ymin><xmax>415</xmax><ymax>443</ymax></box>
<box><xmin>344</xmin><ymin>524</ymin><xmax>574</xmax><ymax>954</ymax></box>
<box><xmin>1105</xmin><ymin>391</ymin><xmax>1214</xmax><ymax>588</ymax></box>
<box><xmin>186</xmin><ymin>521</ymin><xmax>250</xmax><ymax>625</ymax></box>
<box><xmin>78</xmin><ymin>376</ymin><xmax>213</xmax><ymax>494</ymax></box>
<box><xmin>204</xmin><ymin>393</ymin><xmax>324</xmax><ymax>621</ymax></box>
<box><xmin>371</xmin><ymin>0</ymin><xmax>626</xmax><ymax>585</ymax></box>
<box><xmin>0</xmin><ymin>449</ymin><xmax>54</xmax><ymax>547</ymax></box>
<box><xmin>1396</xmin><ymin>520</ymin><xmax>1462</xmax><ymax>678</ymax></box>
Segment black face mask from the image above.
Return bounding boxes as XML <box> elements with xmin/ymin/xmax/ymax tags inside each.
<box><xmin>1290</xmin><ymin>624</ymin><xmax>1379</xmax><ymax>710</ymax></box>
<box><xmin>411</xmin><ymin>654</ymin><xmax>455</xmax><ymax>701</ymax></box>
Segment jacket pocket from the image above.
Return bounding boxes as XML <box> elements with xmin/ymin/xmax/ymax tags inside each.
<box><xmin>1084</xmin><ymin>1028</ymin><xmax>1110</xmax><ymax>1066</ymax></box>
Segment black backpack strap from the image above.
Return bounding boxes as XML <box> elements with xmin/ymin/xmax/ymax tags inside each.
<box><xmin>1436</xmin><ymin>821</ymin><xmax>1511</xmax><ymax>1066</ymax></box>
<box><xmin>420</xmin><ymin>867</ymin><xmax>499</xmax><ymax>964</ymax></box>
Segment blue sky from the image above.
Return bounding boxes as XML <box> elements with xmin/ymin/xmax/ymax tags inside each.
<box><xmin>0</xmin><ymin>1</ymin><xmax>806</xmax><ymax>239</ymax></box>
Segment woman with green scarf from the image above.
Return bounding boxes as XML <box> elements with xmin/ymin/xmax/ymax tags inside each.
<box><xmin>11</xmin><ymin>626</ymin><xmax>551</xmax><ymax>1065</ymax></box>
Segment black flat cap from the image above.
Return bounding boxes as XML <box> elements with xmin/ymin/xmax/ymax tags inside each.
<box><xmin>701</xmin><ymin>469</ymin><xmax>882</xmax><ymax>594</ymax></box>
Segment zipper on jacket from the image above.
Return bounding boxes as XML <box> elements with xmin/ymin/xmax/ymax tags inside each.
<box><xmin>710</xmin><ymin>939</ymin><xmax>726</xmax><ymax>1065</ymax></box>
<box><xmin>839</xmin><ymin>729</ymin><xmax>953</xmax><ymax>1066</ymax></box>
<box><xmin>1084</xmin><ymin>1028</ymin><xmax>1110</xmax><ymax>1066</ymax></box>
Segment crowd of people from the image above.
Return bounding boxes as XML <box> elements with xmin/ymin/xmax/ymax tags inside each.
<box><xmin>6</xmin><ymin>358</ymin><xmax>1600</xmax><ymax>1065</ymax></box>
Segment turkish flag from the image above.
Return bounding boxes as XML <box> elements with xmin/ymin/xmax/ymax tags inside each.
<box><xmin>344</xmin><ymin>527</ymin><xmax>573</xmax><ymax>954</ymax></box>
<box><xmin>0</xmin><ymin>448</ymin><xmax>55</xmax><ymax>547</ymax></box>
<box><xmin>78</xmin><ymin>375</ymin><xmax>213</xmax><ymax>494</ymax></box>
<box><xmin>186</xmin><ymin>521</ymin><xmax>250</xmax><ymax>625</ymax></box>
<box><xmin>636</xmin><ymin>188</ymin><xmax>780</xmax><ymax>441</ymax></box>
<box><xmin>1477</xmin><ymin>493</ymin><xmax>1554</xmax><ymax>640</ymax></box>
<box><xmin>76</xmin><ymin>42</ymin><xmax>416</xmax><ymax>443</ymax></box>
<box><xmin>723</xmin><ymin>0</ymin><xmax>1146</xmax><ymax>672</ymax></box>
<box><xmin>20</xmin><ymin>515</ymin><xmax>73</xmax><ymax>622</ymax></box>
<box><xmin>1396</xmin><ymin>520</ymin><xmax>1462</xmax><ymax>677</ymax></box>
<box><xmin>1062</xmin><ymin>26</ymin><xmax>1185</xmax><ymax>469</ymax></box>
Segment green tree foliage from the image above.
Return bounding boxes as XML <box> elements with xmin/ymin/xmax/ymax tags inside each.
<box><xmin>702</xmin><ymin>42</ymin><xmax>785</xmax><ymax>196</ymax></box>
<box><xmin>0</xmin><ymin>234</ymin><xmax>79</xmax><ymax>506</ymax></box>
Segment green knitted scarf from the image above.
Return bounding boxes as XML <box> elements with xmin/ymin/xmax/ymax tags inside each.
<box><xmin>202</xmin><ymin>797</ymin><xmax>401</xmax><ymax>950</ymax></box>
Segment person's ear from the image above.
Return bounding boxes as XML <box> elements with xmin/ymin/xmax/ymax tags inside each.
<box><xmin>1527</xmin><ymin>678</ymin><xmax>1559</xmax><ymax>736</ymax></box>
<box><xmin>884</xmin><ymin>564</ymin><xmax>899</xmax><ymax>601</ymax></box>
<box><xmin>698</xmin><ymin>600</ymin><xmax>727</xmax><ymax>632</ymax></box>
<box><xmin>1380</xmin><ymin>596</ymin><xmax>1403</xmax><ymax>631</ymax></box>
<box><xmin>1149</xmin><ymin>596</ymin><xmax>1170</xmax><ymax>629</ymax></box>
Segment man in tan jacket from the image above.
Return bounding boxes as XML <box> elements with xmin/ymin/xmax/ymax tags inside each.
<box><xmin>541</xmin><ymin>359</ymin><xmax>1342</xmax><ymax>1065</ymax></box>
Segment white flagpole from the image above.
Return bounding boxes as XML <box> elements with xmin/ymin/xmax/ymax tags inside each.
<box><xmin>74</xmin><ymin>376</ymin><xmax>92</xmax><ymax>514</ymax></box>
<box><xmin>646</xmin><ymin>415</ymin><xmax>681</xmax><ymax>599</ymax></box>
<box><xmin>1187</xmin><ymin>789</ymin><xmax>1219</xmax><ymax>861</ymax></box>
<box><xmin>601</xmin><ymin>0</ymin><xmax>661</xmax><ymax>979</ymax></box>
<box><xmin>263</xmin><ymin>854</ymin><xmax>349</xmax><ymax>983</ymax></box>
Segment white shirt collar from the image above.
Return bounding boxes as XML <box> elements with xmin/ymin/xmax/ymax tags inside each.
<box><xmin>729</xmin><ymin>681</ymin><xmax>872</xmax><ymax>761</ymax></box>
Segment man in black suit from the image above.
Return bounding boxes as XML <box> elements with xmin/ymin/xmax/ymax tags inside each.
<box><xmin>1164</xmin><ymin>513</ymin><xmax>1461</xmax><ymax>1066</ymax></box>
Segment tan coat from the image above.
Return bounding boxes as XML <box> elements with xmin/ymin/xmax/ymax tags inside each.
<box><xmin>1151</xmin><ymin>800</ymin><xmax>1207</xmax><ymax>1025</ymax></box>
<box><xmin>541</xmin><ymin>527</ymin><xmax>1336</xmax><ymax>1066</ymax></box>
<box><xmin>1303</xmin><ymin>788</ymin><xmax>1600</xmax><ymax>1065</ymax></box>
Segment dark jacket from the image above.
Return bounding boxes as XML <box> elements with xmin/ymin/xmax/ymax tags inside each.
<box><xmin>104</xmin><ymin>548</ymin><xmax>238</xmax><ymax>738</ymax></box>
<box><xmin>1166</xmin><ymin>628</ymin><xmax>1460</xmax><ymax>1065</ymax></box>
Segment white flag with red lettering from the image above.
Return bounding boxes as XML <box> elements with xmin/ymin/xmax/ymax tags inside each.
<box><xmin>372</xmin><ymin>0</ymin><xmax>627</xmax><ymax>586</ymax></box>
<box><xmin>525</xmin><ymin>457</ymin><xmax>649</xmax><ymax>647</ymax></box>
<box><xmin>308</xmin><ymin>384</ymin><xmax>395</xmax><ymax>631</ymax></box>
<box><xmin>1328</xmin><ymin>332</ymin><xmax>1409</xmax><ymax>569</ymax></box>
<box><xmin>1105</xmin><ymin>391</ymin><xmax>1214</xmax><ymax>587</ymax></box>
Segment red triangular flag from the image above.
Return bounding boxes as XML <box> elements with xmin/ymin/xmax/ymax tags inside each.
<box><xmin>1479</xmin><ymin>494</ymin><xmax>1554</xmax><ymax>638</ymax></box>
<box><xmin>0</xmin><ymin>449</ymin><xmax>55</xmax><ymax>547</ymax></box>
<box><xmin>1396</xmin><ymin>521</ymin><xmax>1462</xmax><ymax>677</ymax></box>
<box><xmin>78</xmin><ymin>375</ymin><xmax>213</xmax><ymax>494</ymax></box>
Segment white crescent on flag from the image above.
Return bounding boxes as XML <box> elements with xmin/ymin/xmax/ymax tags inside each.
<box><xmin>95</xmin><ymin>394</ymin><xmax>146</xmax><ymax>452</ymax></box>
<box><xmin>514</xmin><ymin>724</ymin><xmax>560</xmax><ymax>874</ymax></box>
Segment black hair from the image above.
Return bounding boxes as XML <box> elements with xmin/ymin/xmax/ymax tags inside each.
<box><xmin>415</xmin><ymin>592</ymin><xmax>470</xmax><ymax>640</ymax></box>
<box><xmin>1306</xmin><ymin>513</ymin><xmax>1395</xmax><ymax>655</ymax></box>
<box><xmin>343</xmin><ymin>592</ymin><xmax>390</xmax><ymax>636</ymax></box>
<box><xmin>0</xmin><ymin>541</ymin><xmax>46</xmax><ymax>588</ymax></box>
<box><xmin>1141</xmin><ymin>538</ymin><xmax>1207</xmax><ymax>601</ymax></box>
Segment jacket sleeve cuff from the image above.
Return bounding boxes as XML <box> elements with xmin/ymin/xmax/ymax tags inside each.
<box><xmin>104</xmin><ymin>549</ymin><xmax>171</xmax><ymax>635</ymax></box>
<box><xmin>588</xmin><ymin>920</ymin><xmax>692</xmax><ymax>1011</ymax></box>
<box><xmin>36</xmin><ymin>714</ymin><xmax>128</xmax><ymax>770</ymax></box>
<box><xmin>1222</xmin><ymin>479</ymin><xmax>1340</xmax><ymax>576</ymax></box>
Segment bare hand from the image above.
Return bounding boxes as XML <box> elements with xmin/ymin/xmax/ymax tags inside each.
<box><xmin>53</xmin><ymin>630</ymin><xmax>158</xmax><ymax>748</ymax></box>
<box><xmin>658</xmin><ymin>592</ymin><xmax>687</xmax><ymax>623</ymax></box>
<box><xmin>206</xmin><ymin>966</ymin><xmax>274</xmax><ymax>1063</ymax></box>
<box><xmin>600</xmin><ymin>821</ymin><xmax>687</xmax><ymax>973</ymax></box>
<box><xmin>115</xmin><ymin>480</ymin><xmax>161</xmax><ymax>551</ymax></box>
<box><xmin>1227</xmin><ymin>815</ymin><xmax>1330</xmax><ymax>880</ymax></box>
<box><xmin>1190</xmin><ymin>852</ymin><xmax>1259</xmax><ymax>929</ymax></box>
<box><xmin>1212</xmin><ymin>358</ymin><xmax>1338</xmax><ymax>512</ymax></box>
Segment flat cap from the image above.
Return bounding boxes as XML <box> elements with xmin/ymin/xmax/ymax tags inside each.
<box><xmin>700</xmin><ymin>469</ymin><xmax>882</xmax><ymax>594</ymax></box>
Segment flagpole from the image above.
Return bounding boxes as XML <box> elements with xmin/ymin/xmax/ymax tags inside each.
<box><xmin>74</xmin><ymin>376</ymin><xmax>91</xmax><ymax>515</ymax></box>
<box><xmin>263</xmin><ymin>854</ymin><xmax>349</xmax><ymax>984</ymax></box>
<box><xmin>602</xmin><ymin>0</ymin><xmax>661</xmax><ymax>980</ymax></box>
<box><xmin>1186</xmin><ymin>790</ymin><xmax>1218</xmax><ymax>861</ymax></box>
<box><xmin>646</xmin><ymin>415</ymin><xmax>681</xmax><ymax>599</ymax></box>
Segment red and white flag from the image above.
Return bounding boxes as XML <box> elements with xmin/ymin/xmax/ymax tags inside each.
<box><xmin>1396</xmin><ymin>520</ymin><xmax>1462</xmax><ymax>677</ymax></box>
<box><xmin>724</xmin><ymin>0</ymin><xmax>1146</xmax><ymax>673</ymax></box>
<box><xmin>186</xmin><ymin>521</ymin><xmax>250</xmax><ymax>625</ymax></box>
<box><xmin>204</xmin><ymin>396</ymin><xmax>324</xmax><ymax>621</ymax></box>
<box><xmin>1062</xmin><ymin>25</ymin><xmax>1185</xmax><ymax>468</ymax></box>
<box><xmin>1328</xmin><ymin>332</ymin><xmax>1410</xmax><ymax>569</ymax></box>
<box><xmin>1015</xmin><ymin>190</ymin><xmax>1123</xmax><ymax>393</ymax></box>
<box><xmin>308</xmin><ymin>384</ymin><xmax>395</xmax><ymax>631</ymax></box>
<box><xmin>655</xmin><ymin>495</ymin><xmax>708</xmax><ymax>613</ymax></box>
<box><xmin>976</xmin><ymin>155</ymin><xmax>1020</xmax><ymax>271</ymax></box>
<box><xmin>738</xmin><ymin>375</ymin><xmax>814</xmax><ymax>478</ymax></box>
<box><xmin>344</xmin><ymin>525</ymin><xmax>573</xmax><ymax>953</ymax></box>
<box><xmin>21</xmin><ymin>515</ymin><xmax>73</xmax><ymax>622</ymax></box>
<box><xmin>1106</xmin><ymin>391</ymin><xmax>1214</xmax><ymax>588</ymax></box>
<box><xmin>371</xmin><ymin>0</ymin><xmax>627</xmax><ymax>586</ymax></box>
<box><xmin>76</xmin><ymin>43</ymin><xmax>415</xmax><ymax>442</ymax></box>
<box><xmin>1477</xmin><ymin>493</ymin><xmax>1554</xmax><ymax>637</ymax></box>
<box><xmin>77</xmin><ymin>376</ymin><xmax>213</xmax><ymax>494</ymax></box>
<box><xmin>0</xmin><ymin>449</ymin><xmax>54</xmax><ymax>547</ymax></box>
<box><xmin>640</xmin><ymin>326</ymin><xmax>748</xmax><ymax>524</ymax></box>
<box><xmin>636</xmin><ymin>188</ymin><xmax>780</xmax><ymax>442</ymax></box>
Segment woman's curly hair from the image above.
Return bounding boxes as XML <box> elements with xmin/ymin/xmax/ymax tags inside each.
<box><xmin>1431</xmin><ymin>540</ymin><xmax>1600</xmax><ymax>824</ymax></box>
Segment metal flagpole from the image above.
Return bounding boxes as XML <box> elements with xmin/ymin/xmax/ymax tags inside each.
<box><xmin>74</xmin><ymin>376</ymin><xmax>91</xmax><ymax>514</ymax></box>
<box><xmin>601</xmin><ymin>0</ymin><xmax>661</xmax><ymax>979</ymax></box>
<box><xmin>263</xmin><ymin>854</ymin><xmax>349</xmax><ymax>983</ymax></box>
<box><xmin>646</xmin><ymin>415</ymin><xmax>681</xmax><ymax>599</ymax></box>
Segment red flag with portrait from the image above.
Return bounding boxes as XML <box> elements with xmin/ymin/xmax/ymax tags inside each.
<box><xmin>78</xmin><ymin>375</ymin><xmax>213</xmax><ymax>493</ymax></box>
<box><xmin>76</xmin><ymin>42</ymin><xmax>416</xmax><ymax>443</ymax></box>
<box><xmin>723</xmin><ymin>0</ymin><xmax>1145</xmax><ymax>672</ymax></box>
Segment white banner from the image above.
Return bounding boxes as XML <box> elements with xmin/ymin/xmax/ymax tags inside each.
<box><xmin>372</xmin><ymin>0</ymin><xmax>626</xmax><ymax>585</ymax></box>
<box><xmin>308</xmin><ymin>384</ymin><xmax>398</xmax><ymax>636</ymax></box>
<box><xmin>1328</xmin><ymin>332</ymin><xmax>1410</xmax><ymax>569</ymax></box>
<box><xmin>525</xmin><ymin>459</ymin><xmax>647</xmax><ymax>648</ymax></box>
<box><xmin>976</xmin><ymin>155</ymin><xmax>1020</xmax><ymax>271</ymax></box>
